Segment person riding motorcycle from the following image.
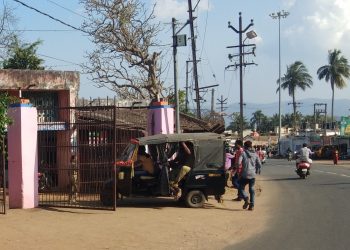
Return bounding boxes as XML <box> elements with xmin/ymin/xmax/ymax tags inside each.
<box><xmin>296</xmin><ymin>143</ymin><xmax>313</xmax><ymax>174</ymax></box>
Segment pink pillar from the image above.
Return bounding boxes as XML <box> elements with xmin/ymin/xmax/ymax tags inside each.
<box><xmin>147</xmin><ymin>101</ymin><xmax>174</xmax><ymax>135</ymax></box>
<box><xmin>7</xmin><ymin>103</ymin><xmax>38</xmax><ymax>208</ymax></box>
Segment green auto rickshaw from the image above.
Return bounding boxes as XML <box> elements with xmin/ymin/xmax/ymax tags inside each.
<box><xmin>100</xmin><ymin>133</ymin><xmax>226</xmax><ymax>208</ymax></box>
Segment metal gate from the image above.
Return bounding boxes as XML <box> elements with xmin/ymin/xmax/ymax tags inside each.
<box><xmin>38</xmin><ymin>106</ymin><xmax>118</xmax><ymax>210</ymax></box>
<box><xmin>0</xmin><ymin>141</ymin><xmax>6</xmax><ymax>214</ymax></box>
<box><xmin>37</xmin><ymin>105</ymin><xmax>145</xmax><ymax>210</ymax></box>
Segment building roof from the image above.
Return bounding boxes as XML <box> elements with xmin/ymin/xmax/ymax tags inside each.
<box><xmin>77</xmin><ymin>107</ymin><xmax>225</xmax><ymax>134</ymax></box>
<box><xmin>137</xmin><ymin>132</ymin><xmax>224</xmax><ymax>145</ymax></box>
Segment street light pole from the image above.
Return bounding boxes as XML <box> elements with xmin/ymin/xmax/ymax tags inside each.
<box><xmin>172</xmin><ymin>18</ymin><xmax>189</xmax><ymax>133</ymax></box>
<box><xmin>270</xmin><ymin>10</ymin><xmax>289</xmax><ymax>155</ymax></box>
<box><xmin>172</xmin><ymin>18</ymin><xmax>180</xmax><ymax>133</ymax></box>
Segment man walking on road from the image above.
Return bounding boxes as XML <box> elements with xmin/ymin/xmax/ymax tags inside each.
<box><xmin>237</xmin><ymin>140</ymin><xmax>262</xmax><ymax>211</ymax></box>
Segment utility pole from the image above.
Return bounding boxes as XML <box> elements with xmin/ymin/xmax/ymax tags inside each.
<box><xmin>185</xmin><ymin>59</ymin><xmax>200</xmax><ymax>113</ymax></box>
<box><xmin>227</xmin><ymin>12</ymin><xmax>256</xmax><ymax>139</ymax></box>
<box><xmin>172</xmin><ymin>18</ymin><xmax>180</xmax><ymax>133</ymax></box>
<box><xmin>196</xmin><ymin>84</ymin><xmax>219</xmax><ymax>105</ymax></box>
<box><xmin>211</xmin><ymin>89</ymin><xmax>215</xmax><ymax>113</ymax></box>
<box><xmin>172</xmin><ymin>18</ymin><xmax>188</xmax><ymax>133</ymax></box>
<box><xmin>288</xmin><ymin>101</ymin><xmax>302</xmax><ymax>133</ymax></box>
<box><xmin>187</xmin><ymin>0</ymin><xmax>201</xmax><ymax>119</ymax></box>
<box><xmin>314</xmin><ymin>103</ymin><xmax>317</xmax><ymax>133</ymax></box>
<box><xmin>216</xmin><ymin>95</ymin><xmax>228</xmax><ymax>115</ymax></box>
<box><xmin>314</xmin><ymin>103</ymin><xmax>327</xmax><ymax>136</ymax></box>
<box><xmin>185</xmin><ymin>60</ymin><xmax>190</xmax><ymax>113</ymax></box>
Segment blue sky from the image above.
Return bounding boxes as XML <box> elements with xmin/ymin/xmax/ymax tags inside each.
<box><xmin>6</xmin><ymin>0</ymin><xmax>350</xmax><ymax>112</ymax></box>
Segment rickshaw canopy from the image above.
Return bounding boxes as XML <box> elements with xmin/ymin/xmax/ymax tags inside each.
<box><xmin>136</xmin><ymin>133</ymin><xmax>225</xmax><ymax>170</ymax></box>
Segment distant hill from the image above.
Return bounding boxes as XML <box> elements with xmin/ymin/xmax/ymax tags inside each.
<box><xmin>224</xmin><ymin>98</ymin><xmax>350</xmax><ymax>120</ymax></box>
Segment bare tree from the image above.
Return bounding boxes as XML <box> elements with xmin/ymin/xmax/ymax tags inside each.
<box><xmin>0</xmin><ymin>3</ymin><xmax>17</xmax><ymax>60</ymax></box>
<box><xmin>81</xmin><ymin>0</ymin><xmax>164</xmax><ymax>99</ymax></box>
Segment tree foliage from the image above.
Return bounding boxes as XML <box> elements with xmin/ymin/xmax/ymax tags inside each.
<box><xmin>81</xmin><ymin>0</ymin><xmax>164</xmax><ymax>99</ymax></box>
<box><xmin>317</xmin><ymin>49</ymin><xmax>350</xmax><ymax>128</ymax></box>
<box><xmin>226</xmin><ymin>112</ymin><xmax>249</xmax><ymax>133</ymax></box>
<box><xmin>168</xmin><ymin>90</ymin><xmax>187</xmax><ymax>113</ymax></box>
<box><xmin>278</xmin><ymin>61</ymin><xmax>313</xmax><ymax>130</ymax></box>
<box><xmin>0</xmin><ymin>93</ymin><xmax>16</xmax><ymax>151</ymax></box>
<box><xmin>226</xmin><ymin>110</ymin><xmax>326</xmax><ymax>136</ymax></box>
<box><xmin>250</xmin><ymin>110</ymin><xmax>266</xmax><ymax>131</ymax></box>
<box><xmin>2</xmin><ymin>36</ymin><xmax>44</xmax><ymax>70</ymax></box>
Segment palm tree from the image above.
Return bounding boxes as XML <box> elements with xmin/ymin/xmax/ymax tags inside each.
<box><xmin>278</xmin><ymin>61</ymin><xmax>313</xmax><ymax>131</ymax></box>
<box><xmin>317</xmin><ymin>49</ymin><xmax>350</xmax><ymax>129</ymax></box>
<box><xmin>250</xmin><ymin>110</ymin><xmax>266</xmax><ymax>132</ymax></box>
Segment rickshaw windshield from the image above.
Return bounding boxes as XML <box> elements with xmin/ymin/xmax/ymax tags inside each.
<box><xmin>119</xmin><ymin>143</ymin><xmax>137</xmax><ymax>161</ymax></box>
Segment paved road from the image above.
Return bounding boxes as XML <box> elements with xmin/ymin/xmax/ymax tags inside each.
<box><xmin>226</xmin><ymin>159</ymin><xmax>350</xmax><ymax>250</ymax></box>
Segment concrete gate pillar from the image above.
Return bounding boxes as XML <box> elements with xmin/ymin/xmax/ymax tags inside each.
<box><xmin>7</xmin><ymin>103</ymin><xmax>38</xmax><ymax>208</ymax></box>
<box><xmin>147</xmin><ymin>100</ymin><xmax>174</xmax><ymax>135</ymax></box>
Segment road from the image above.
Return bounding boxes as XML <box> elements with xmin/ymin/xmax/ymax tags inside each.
<box><xmin>227</xmin><ymin>159</ymin><xmax>350</xmax><ymax>250</ymax></box>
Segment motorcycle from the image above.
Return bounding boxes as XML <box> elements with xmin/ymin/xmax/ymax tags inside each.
<box><xmin>295</xmin><ymin>161</ymin><xmax>310</xmax><ymax>179</ymax></box>
<box><xmin>287</xmin><ymin>152</ymin><xmax>293</xmax><ymax>161</ymax></box>
<box><xmin>38</xmin><ymin>170</ymin><xmax>51</xmax><ymax>191</ymax></box>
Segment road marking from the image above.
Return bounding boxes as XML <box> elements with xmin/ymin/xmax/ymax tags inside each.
<box><xmin>314</xmin><ymin>169</ymin><xmax>350</xmax><ymax>178</ymax></box>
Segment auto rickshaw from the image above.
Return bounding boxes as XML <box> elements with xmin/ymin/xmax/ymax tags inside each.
<box><xmin>100</xmin><ymin>133</ymin><xmax>226</xmax><ymax>208</ymax></box>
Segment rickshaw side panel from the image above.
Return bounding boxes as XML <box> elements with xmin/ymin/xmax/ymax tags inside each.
<box><xmin>185</xmin><ymin>169</ymin><xmax>226</xmax><ymax>196</ymax></box>
<box><xmin>117</xmin><ymin>166</ymin><xmax>133</xmax><ymax>196</ymax></box>
<box><xmin>194</xmin><ymin>139</ymin><xmax>225</xmax><ymax>170</ymax></box>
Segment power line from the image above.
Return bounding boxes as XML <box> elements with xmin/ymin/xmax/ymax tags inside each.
<box><xmin>5</xmin><ymin>29</ymin><xmax>78</xmax><ymax>32</ymax></box>
<box><xmin>38</xmin><ymin>53</ymin><xmax>83</xmax><ymax>67</ymax></box>
<box><xmin>199</xmin><ymin>0</ymin><xmax>209</xmax><ymax>59</ymax></box>
<box><xmin>45</xmin><ymin>0</ymin><xmax>88</xmax><ymax>19</ymax></box>
<box><xmin>12</xmin><ymin>0</ymin><xmax>87</xmax><ymax>34</ymax></box>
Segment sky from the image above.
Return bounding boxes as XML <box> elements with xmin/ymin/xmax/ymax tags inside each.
<box><xmin>5</xmin><ymin>0</ymin><xmax>350</xmax><ymax>114</ymax></box>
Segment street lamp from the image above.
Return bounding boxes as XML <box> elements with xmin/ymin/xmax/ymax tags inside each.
<box><xmin>246</xmin><ymin>30</ymin><xmax>257</xmax><ymax>39</ymax></box>
<box><xmin>270</xmin><ymin>10</ymin><xmax>289</xmax><ymax>155</ymax></box>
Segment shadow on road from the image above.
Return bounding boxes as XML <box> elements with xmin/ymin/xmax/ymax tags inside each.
<box><xmin>260</xmin><ymin>177</ymin><xmax>301</xmax><ymax>182</ymax></box>
<box><xmin>112</xmin><ymin>197</ymin><xmax>243</xmax><ymax>211</ymax></box>
<box><xmin>39</xmin><ymin>206</ymin><xmax>105</xmax><ymax>214</ymax></box>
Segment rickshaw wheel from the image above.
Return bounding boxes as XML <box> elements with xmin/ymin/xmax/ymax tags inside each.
<box><xmin>185</xmin><ymin>190</ymin><xmax>205</xmax><ymax>208</ymax></box>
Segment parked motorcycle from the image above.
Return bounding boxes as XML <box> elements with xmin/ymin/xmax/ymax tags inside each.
<box><xmin>38</xmin><ymin>171</ymin><xmax>51</xmax><ymax>191</ymax></box>
<box><xmin>295</xmin><ymin>161</ymin><xmax>310</xmax><ymax>179</ymax></box>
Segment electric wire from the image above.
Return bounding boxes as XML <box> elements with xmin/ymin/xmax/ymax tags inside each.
<box><xmin>199</xmin><ymin>0</ymin><xmax>209</xmax><ymax>59</ymax></box>
<box><xmin>193</xmin><ymin>0</ymin><xmax>201</xmax><ymax>11</ymax></box>
<box><xmin>45</xmin><ymin>0</ymin><xmax>88</xmax><ymax>19</ymax></box>
<box><xmin>12</xmin><ymin>0</ymin><xmax>87</xmax><ymax>34</ymax></box>
<box><xmin>37</xmin><ymin>53</ymin><xmax>84</xmax><ymax>68</ymax></box>
<box><xmin>4</xmin><ymin>29</ymin><xmax>78</xmax><ymax>32</ymax></box>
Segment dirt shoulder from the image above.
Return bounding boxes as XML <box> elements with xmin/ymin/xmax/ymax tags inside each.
<box><xmin>1</xmin><ymin>177</ymin><xmax>276</xmax><ymax>250</ymax></box>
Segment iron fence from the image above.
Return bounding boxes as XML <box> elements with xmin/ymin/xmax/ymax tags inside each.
<box><xmin>0</xmin><ymin>140</ymin><xmax>6</xmax><ymax>214</ymax></box>
<box><xmin>37</xmin><ymin>106</ymin><xmax>145</xmax><ymax>210</ymax></box>
<box><xmin>37</xmin><ymin>106</ymin><xmax>117</xmax><ymax>210</ymax></box>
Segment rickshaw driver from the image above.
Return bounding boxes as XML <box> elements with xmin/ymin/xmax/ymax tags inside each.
<box><xmin>169</xmin><ymin>141</ymin><xmax>194</xmax><ymax>194</ymax></box>
<box><xmin>135</xmin><ymin>145</ymin><xmax>155</xmax><ymax>175</ymax></box>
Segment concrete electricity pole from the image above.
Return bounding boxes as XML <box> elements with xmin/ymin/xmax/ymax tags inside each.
<box><xmin>314</xmin><ymin>103</ymin><xmax>327</xmax><ymax>136</ymax></box>
<box><xmin>187</xmin><ymin>0</ymin><xmax>201</xmax><ymax>119</ymax></box>
<box><xmin>227</xmin><ymin>12</ymin><xmax>256</xmax><ymax>139</ymax></box>
<box><xmin>216</xmin><ymin>95</ymin><xmax>228</xmax><ymax>115</ymax></box>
